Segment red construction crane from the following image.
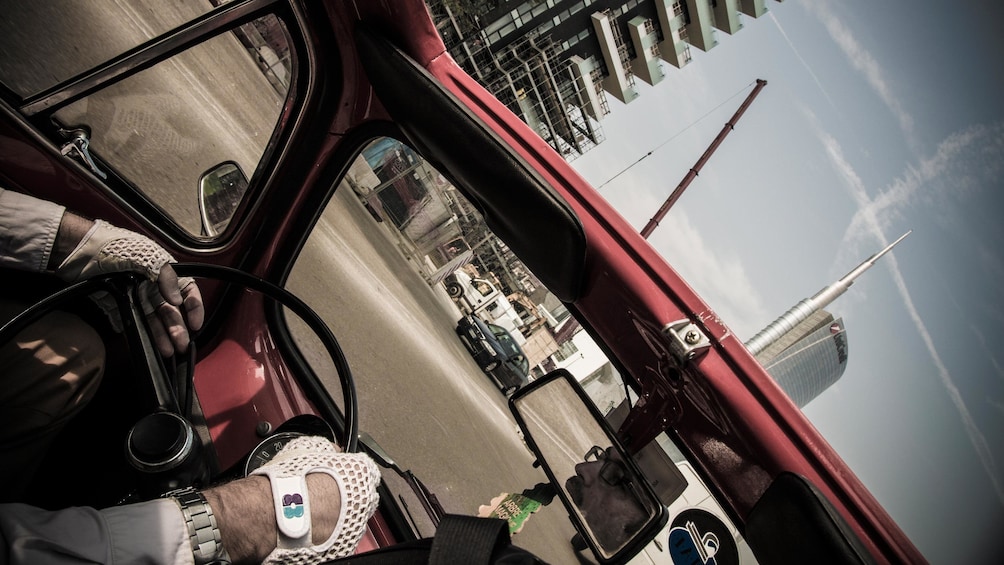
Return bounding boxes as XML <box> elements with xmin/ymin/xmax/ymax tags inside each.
<box><xmin>640</xmin><ymin>78</ymin><xmax>768</xmax><ymax>239</ymax></box>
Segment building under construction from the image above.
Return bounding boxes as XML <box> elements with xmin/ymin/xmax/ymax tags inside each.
<box><xmin>429</xmin><ymin>1</ymin><xmax>607</xmax><ymax>161</ymax></box>
<box><xmin>427</xmin><ymin>0</ymin><xmax>785</xmax><ymax>161</ymax></box>
<box><xmin>420</xmin><ymin>1</ymin><xmax>791</xmax><ymax>371</ymax></box>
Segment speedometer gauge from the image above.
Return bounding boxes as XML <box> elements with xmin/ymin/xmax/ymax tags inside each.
<box><xmin>243</xmin><ymin>432</ymin><xmax>305</xmax><ymax>475</ymax></box>
<box><xmin>240</xmin><ymin>415</ymin><xmax>337</xmax><ymax>476</ymax></box>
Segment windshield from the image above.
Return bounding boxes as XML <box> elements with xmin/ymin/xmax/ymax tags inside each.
<box><xmin>0</xmin><ymin>1</ymin><xmax>224</xmax><ymax>98</ymax></box>
<box><xmin>286</xmin><ymin>136</ymin><xmax>759</xmax><ymax>564</ymax></box>
<box><xmin>489</xmin><ymin>324</ymin><xmax>511</xmax><ymax>341</ymax></box>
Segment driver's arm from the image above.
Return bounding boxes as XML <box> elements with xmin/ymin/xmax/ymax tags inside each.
<box><xmin>48</xmin><ymin>209</ymin><xmax>95</xmax><ymax>271</ymax></box>
<box><xmin>0</xmin><ymin>444</ymin><xmax>374</xmax><ymax>565</ymax></box>
<box><xmin>0</xmin><ymin>188</ymin><xmax>203</xmax><ymax>356</ymax></box>
<box><xmin>0</xmin><ymin>476</ymin><xmax>336</xmax><ymax>565</ymax></box>
<box><xmin>0</xmin><ymin>188</ymin><xmax>66</xmax><ymax>273</ymax></box>
<box><xmin>0</xmin><ymin>499</ymin><xmax>192</xmax><ymax>564</ymax></box>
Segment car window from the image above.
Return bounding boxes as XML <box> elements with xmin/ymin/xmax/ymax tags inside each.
<box><xmin>0</xmin><ymin>1</ymin><xmax>223</xmax><ymax>98</ymax></box>
<box><xmin>489</xmin><ymin>324</ymin><xmax>510</xmax><ymax>340</ymax></box>
<box><xmin>474</xmin><ymin>280</ymin><xmax>493</xmax><ymax>296</ymax></box>
<box><xmin>285</xmin><ymin>136</ymin><xmax>759</xmax><ymax>562</ymax></box>
<box><xmin>54</xmin><ymin>15</ymin><xmax>291</xmax><ymax>236</ymax></box>
<box><xmin>516</xmin><ymin>355</ymin><xmax>529</xmax><ymax>375</ymax></box>
<box><xmin>0</xmin><ymin>5</ymin><xmax>294</xmax><ymax>237</ymax></box>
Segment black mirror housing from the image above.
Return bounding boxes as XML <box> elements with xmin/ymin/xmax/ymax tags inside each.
<box><xmin>509</xmin><ymin>369</ymin><xmax>667</xmax><ymax>563</ymax></box>
<box><xmin>198</xmin><ymin>161</ymin><xmax>248</xmax><ymax>237</ymax></box>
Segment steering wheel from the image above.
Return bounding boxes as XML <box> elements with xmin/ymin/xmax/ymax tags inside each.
<box><xmin>0</xmin><ymin>263</ymin><xmax>358</xmax><ymax>492</ymax></box>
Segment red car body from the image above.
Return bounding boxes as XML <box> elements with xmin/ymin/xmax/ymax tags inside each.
<box><xmin>0</xmin><ymin>0</ymin><xmax>923</xmax><ymax>562</ymax></box>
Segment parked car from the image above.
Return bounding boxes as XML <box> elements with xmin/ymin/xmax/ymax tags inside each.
<box><xmin>455</xmin><ymin>314</ymin><xmax>529</xmax><ymax>395</ymax></box>
<box><xmin>0</xmin><ymin>0</ymin><xmax>924</xmax><ymax>563</ymax></box>
<box><xmin>445</xmin><ymin>270</ymin><xmax>526</xmax><ymax>343</ymax></box>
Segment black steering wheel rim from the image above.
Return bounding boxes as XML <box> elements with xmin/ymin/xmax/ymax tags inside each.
<box><xmin>0</xmin><ymin>264</ymin><xmax>359</xmax><ymax>454</ymax></box>
<box><xmin>174</xmin><ymin>263</ymin><xmax>358</xmax><ymax>453</ymax></box>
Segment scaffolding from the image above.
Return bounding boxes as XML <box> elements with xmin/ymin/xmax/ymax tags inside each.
<box><xmin>430</xmin><ymin>0</ymin><xmax>606</xmax><ymax>162</ymax></box>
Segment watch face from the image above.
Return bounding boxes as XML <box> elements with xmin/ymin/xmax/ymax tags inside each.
<box><xmin>243</xmin><ymin>432</ymin><xmax>305</xmax><ymax>475</ymax></box>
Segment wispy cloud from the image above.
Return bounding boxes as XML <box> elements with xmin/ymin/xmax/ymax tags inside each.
<box><xmin>971</xmin><ymin>324</ymin><xmax>1004</xmax><ymax>384</ymax></box>
<box><xmin>841</xmin><ymin>123</ymin><xmax>1004</xmax><ymax>246</ymax></box>
<box><xmin>650</xmin><ymin>210</ymin><xmax>770</xmax><ymax>339</ymax></box>
<box><xmin>803</xmin><ymin>1</ymin><xmax>915</xmax><ymax>141</ymax></box>
<box><xmin>767</xmin><ymin>11</ymin><xmax>839</xmax><ymax>111</ymax></box>
<box><xmin>884</xmin><ymin>251</ymin><xmax>1003</xmax><ymax>504</ymax></box>
<box><xmin>817</xmin><ymin>127</ymin><xmax>1004</xmax><ymax>504</ymax></box>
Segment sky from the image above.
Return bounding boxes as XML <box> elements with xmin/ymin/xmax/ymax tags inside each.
<box><xmin>568</xmin><ymin>1</ymin><xmax>1004</xmax><ymax>562</ymax></box>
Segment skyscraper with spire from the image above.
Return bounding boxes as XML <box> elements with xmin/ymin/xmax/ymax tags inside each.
<box><xmin>754</xmin><ymin>311</ymin><xmax>847</xmax><ymax>407</ymax></box>
<box><xmin>746</xmin><ymin>232</ymin><xmax>910</xmax><ymax>407</ymax></box>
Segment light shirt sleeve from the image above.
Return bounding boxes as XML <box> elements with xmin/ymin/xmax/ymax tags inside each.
<box><xmin>0</xmin><ymin>499</ymin><xmax>193</xmax><ymax>565</ymax></box>
<box><xmin>0</xmin><ymin>188</ymin><xmax>65</xmax><ymax>273</ymax></box>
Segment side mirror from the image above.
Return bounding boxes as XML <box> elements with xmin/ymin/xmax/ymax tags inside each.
<box><xmin>198</xmin><ymin>161</ymin><xmax>248</xmax><ymax>236</ymax></box>
<box><xmin>509</xmin><ymin>369</ymin><xmax>666</xmax><ymax>563</ymax></box>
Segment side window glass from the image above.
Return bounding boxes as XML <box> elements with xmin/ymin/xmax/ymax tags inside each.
<box><xmin>0</xmin><ymin>3</ymin><xmax>221</xmax><ymax>98</ymax></box>
<box><xmin>49</xmin><ymin>14</ymin><xmax>292</xmax><ymax>236</ymax></box>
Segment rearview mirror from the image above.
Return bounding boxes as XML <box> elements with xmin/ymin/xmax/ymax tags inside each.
<box><xmin>509</xmin><ymin>369</ymin><xmax>666</xmax><ymax>563</ymax></box>
<box><xmin>198</xmin><ymin>161</ymin><xmax>248</xmax><ymax>236</ymax></box>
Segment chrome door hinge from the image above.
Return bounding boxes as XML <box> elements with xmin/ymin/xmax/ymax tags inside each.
<box><xmin>663</xmin><ymin>319</ymin><xmax>711</xmax><ymax>365</ymax></box>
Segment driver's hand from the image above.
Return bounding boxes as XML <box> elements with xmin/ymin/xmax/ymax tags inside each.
<box><xmin>55</xmin><ymin>220</ymin><xmax>204</xmax><ymax>356</ymax></box>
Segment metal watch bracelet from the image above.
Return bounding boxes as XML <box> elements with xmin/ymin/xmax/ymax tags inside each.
<box><xmin>166</xmin><ymin>486</ymin><xmax>230</xmax><ymax>565</ymax></box>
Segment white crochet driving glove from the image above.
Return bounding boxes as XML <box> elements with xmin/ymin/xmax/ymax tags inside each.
<box><xmin>54</xmin><ymin>220</ymin><xmax>202</xmax><ymax>354</ymax></box>
<box><xmin>251</xmin><ymin>436</ymin><xmax>381</xmax><ymax>564</ymax></box>
<box><xmin>55</xmin><ymin>220</ymin><xmax>181</xmax><ymax>285</ymax></box>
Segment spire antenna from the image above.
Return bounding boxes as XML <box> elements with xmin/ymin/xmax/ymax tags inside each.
<box><xmin>744</xmin><ymin>231</ymin><xmax>911</xmax><ymax>356</ymax></box>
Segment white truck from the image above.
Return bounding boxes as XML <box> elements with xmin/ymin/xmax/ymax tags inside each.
<box><xmin>444</xmin><ymin>270</ymin><xmax>526</xmax><ymax>344</ymax></box>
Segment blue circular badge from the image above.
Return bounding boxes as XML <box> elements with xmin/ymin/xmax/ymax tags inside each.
<box><xmin>668</xmin><ymin>508</ymin><xmax>739</xmax><ymax>565</ymax></box>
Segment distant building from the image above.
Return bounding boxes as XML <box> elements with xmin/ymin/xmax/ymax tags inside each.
<box><xmin>744</xmin><ymin>233</ymin><xmax>909</xmax><ymax>407</ymax></box>
<box><xmin>754</xmin><ymin>310</ymin><xmax>848</xmax><ymax>407</ymax></box>
<box><xmin>427</xmin><ymin>0</ymin><xmax>784</xmax><ymax>160</ymax></box>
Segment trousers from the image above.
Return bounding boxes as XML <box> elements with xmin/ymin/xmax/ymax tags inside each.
<box><xmin>0</xmin><ymin>297</ymin><xmax>105</xmax><ymax>500</ymax></box>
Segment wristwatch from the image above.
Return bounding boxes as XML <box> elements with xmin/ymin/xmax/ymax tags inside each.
<box><xmin>165</xmin><ymin>486</ymin><xmax>230</xmax><ymax>565</ymax></box>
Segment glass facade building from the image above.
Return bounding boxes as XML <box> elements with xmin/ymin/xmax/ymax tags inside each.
<box><xmin>758</xmin><ymin>311</ymin><xmax>848</xmax><ymax>408</ymax></box>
